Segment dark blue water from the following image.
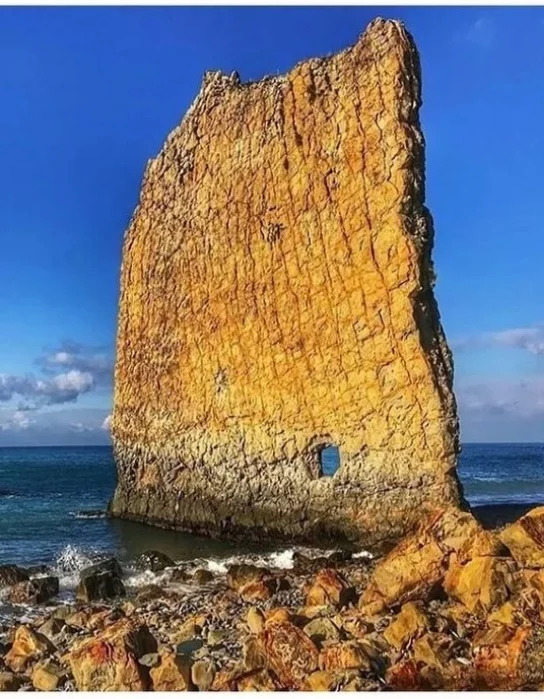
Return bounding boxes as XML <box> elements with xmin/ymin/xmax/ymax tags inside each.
<box><xmin>0</xmin><ymin>443</ymin><xmax>542</xmax><ymax>567</ymax></box>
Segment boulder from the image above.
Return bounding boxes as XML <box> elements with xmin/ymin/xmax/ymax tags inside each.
<box><xmin>239</xmin><ymin>578</ymin><xmax>277</xmax><ymax>602</ymax></box>
<box><xmin>361</xmin><ymin>508</ymin><xmax>490</xmax><ymax>608</ymax></box>
<box><xmin>5</xmin><ymin>625</ymin><xmax>54</xmax><ymax>673</ymax></box>
<box><xmin>135</xmin><ymin>583</ymin><xmax>167</xmax><ymax>604</ymax></box>
<box><xmin>443</xmin><ymin>556</ymin><xmax>513</xmax><ymax>615</ymax></box>
<box><xmin>500</xmin><ymin>507</ymin><xmax>544</xmax><ymax>568</ymax></box>
<box><xmin>150</xmin><ymin>649</ymin><xmax>192</xmax><ymax>691</ymax></box>
<box><xmin>8</xmin><ymin>576</ymin><xmax>59</xmax><ymax>605</ymax></box>
<box><xmin>191</xmin><ymin>659</ymin><xmax>216</xmax><ymax>691</ymax></box>
<box><xmin>137</xmin><ymin>550</ymin><xmax>175</xmax><ymax>572</ymax></box>
<box><xmin>0</xmin><ymin>564</ymin><xmax>29</xmax><ymax>587</ymax></box>
<box><xmin>306</xmin><ymin>568</ymin><xmax>355</xmax><ymax>608</ymax></box>
<box><xmin>304</xmin><ymin>670</ymin><xmax>344</xmax><ymax>691</ymax></box>
<box><xmin>31</xmin><ymin>660</ymin><xmax>66</xmax><ymax>691</ymax></box>
<box><xmin>303</xmin><ymin>617</ymin><xmax>341</xmax><ymax>645</ymax></box>
<box><xmin>79</xmin><ymin>557</ymin><xmax>123</xmax><ymax>579</ymax></box>
<box><xmin>237</xmin><ymin>668</ymin><xmax>280</xmax><ymax>691</ymax></box>
<box><xmin>260</xmin><ymin>620</ymin><xmax>319</xmax><ymax>689</ymax></box>
<box><xmin>246</xmin><ymin>607</ymin><xmax>265</xmax><ymax>634</ymax></box>
<box><xmin>69</xmin><ymin>619</ymin><xmax>157</xmax><ymax>691</ymax></box>
<box><xmin>318</xmin><ymin>641</ymin><xmax>371</xmax><ymax>671</ymax></box>
<box><xmin>0</xmin><ymin>672</ymin><xmax>23</xmax><ymax>691</ymax></box>
<box><xmin>192</xmin><ymin>568</ymin><xmax>213</xmax><ymax>584</ymax></box>
<box><xmin>473</xmin><ymin>625</ymin><xmax>530</xmax><ymax>689</ymax></box>
<box><xmin>226</xmin><ymin>563</ymin><xmax>267</xmax><ymax>591</ymax></box>
<box><xmin>383</xmin><ymin>601</ymin><xmax>429</xmax><ymax>650</ymax></box>
<box><xmin>242</xmin><ymin>635</ymin><xmax>266</xmax><ymax>672</ymax></box>
<box><xmin>76</xmin><ymin>568</ymin><xmax>125</xmax><ymax>603</ymax></box>
<box><xmin>37</xmin><ymin>617</ymin><xmax>66</xmax><ymax>642</ymax></box>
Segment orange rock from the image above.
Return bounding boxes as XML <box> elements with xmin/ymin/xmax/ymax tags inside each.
<box><xmin>69</xmin><ymin>619</ymin><xmax>157</xmax><ymax>691</ymax></box>
<box><xmin>473</xmin><ymin>625</ymin><xmax>530</xmax><ymax>689</ymax></box>
<box><xmin>264</xmin><ymin>607</ymin><xmax>292</xmax><ymax>625</ymax></box>
<box><xmin>110</xmin><ymin>16</ymin><xmax>462</xmax><ymax>550</ymax></box>
<box><xmin>319</xmin><ymin>641</ymin><xmax>370</xmax><ymax>671</ymax></box>
<box><xmin>383</xmin><ymin>602</ymin><xmax>429</xmax><ymax>650</ymax></box>
<box><xmin>304</xmin><ymin>670</ymin><xmax>343</xmax><ymax>691</ymax></box>
<box><xmin>239</xmin><ymin>578</ymin><xmax>277</xmax><ymax>602</ymax></box>
<box><xmin>237</xmin><ymin>669</ymin><xmax>280</xmax><ymax>691</ymax></box>
<box><xmin>5</xmin><ymin>626</ymin><xmax>53</xmax><ymax>674</ymax></box>
<box><xmin>150</xmin><ymin>649</ymin><xmax>192</xmax><ymax>691</ymax></box>
<box><xmin>260</xmin><ymin>620</ymin><xmax>319</xmax><ymax>689</ymax></box>
<box><xmin>362</xmin><ymin>508</ymin><xmax>491</xmax><ymax>607</ymax></box>
<box><xmin>501</xmin><ymin>507</ymin><xmax>544</xmax><ymax>568</ymax></box>
<box><xmin>443</xmin><ymin>556</ymin><xmax>513</xmax><ymax>615</ymax></box>
<box><xmin>306</xmin><ymin>568</ymin><xmax>353</xmax><ymax>608</ymax></box>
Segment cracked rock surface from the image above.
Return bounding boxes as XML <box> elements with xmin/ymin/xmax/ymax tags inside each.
<box><xmin>110</xmin><ymin>18</ymin><xmax>462</xmax><ymax>549</ymax></box>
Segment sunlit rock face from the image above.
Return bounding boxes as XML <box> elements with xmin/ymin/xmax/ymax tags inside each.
<box><xmin>110</xmin><ymin>18</ymin><xmax>462</xmax><ymax>550</ymax></box>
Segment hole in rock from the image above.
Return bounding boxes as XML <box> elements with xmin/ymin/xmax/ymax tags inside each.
<box><xmin>319</xmin><ymin>445</ymin><xmax>341</xmax><ymax>477</ymax></box>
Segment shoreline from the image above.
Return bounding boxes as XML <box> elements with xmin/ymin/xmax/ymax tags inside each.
<box><xmin>3</xmin><ymin>503</ymin><xmax>544</xmax><ymax>690</ymax></box>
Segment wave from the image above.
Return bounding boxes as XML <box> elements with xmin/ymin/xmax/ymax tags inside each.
<box><xmin>71</xmin><ymin>510</ymin><xmax>107</xmax><ymax>520</ymax></box>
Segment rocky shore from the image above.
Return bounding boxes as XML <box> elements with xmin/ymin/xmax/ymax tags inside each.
<box><xmin>2</xmin><ymin>505</ymin><xmax>544</xmax><ymax>690</ymax></box>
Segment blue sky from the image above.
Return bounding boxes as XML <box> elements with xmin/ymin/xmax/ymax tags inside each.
<box><xmin>1</xmin><ymin>6</ymin><xmax>543</xmax><ymax>446</ymax></box>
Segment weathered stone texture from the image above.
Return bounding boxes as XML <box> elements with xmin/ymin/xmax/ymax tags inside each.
<box><xmin>110</xmin><ymin>18</ymin><xmax>462</xmax><ymax>548</ymax></box>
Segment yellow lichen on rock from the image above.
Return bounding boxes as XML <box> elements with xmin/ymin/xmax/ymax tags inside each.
<box><xmin>110</xmin><ymin>17</ymin><xmax>461</xmax><ymax>547</ymax></box>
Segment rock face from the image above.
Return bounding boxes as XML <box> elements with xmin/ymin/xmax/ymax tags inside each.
<box><xmin>110</xmin><ymin>17</ymin><xmax>461</xmax><ymax>548</ymax></box>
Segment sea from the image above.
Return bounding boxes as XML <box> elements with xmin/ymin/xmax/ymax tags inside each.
<box><xmin>0</xmin><ymin>443</ymin><xmax>542</xmax><ymax>611</ymax></box>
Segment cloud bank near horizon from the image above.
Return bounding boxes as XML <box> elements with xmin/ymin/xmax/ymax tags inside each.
<box><xmin>1</xmin><ymin>324</ymin><xmax>544</xmax><ymax>445</ymax></box>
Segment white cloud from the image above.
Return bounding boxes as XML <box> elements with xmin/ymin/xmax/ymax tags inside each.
<box><xmin>101</xmin><ymin>414</ymin><xmax>112</xmax><ymax>431</ymax></box>
<box><xmin>460</xmin><ymin>17</ymin><xmax>497</xmax><ymax>48</ymax></box>
<box><xmin>453</xmin><ymin>324</ymin><xmax>544</xmax><ymax>356</ymax></box>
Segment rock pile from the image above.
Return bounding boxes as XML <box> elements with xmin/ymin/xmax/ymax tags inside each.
<box><xmin>3</xmin><ymin>506</ymin><xmax>544</xmax><ymax>690</ymax></box>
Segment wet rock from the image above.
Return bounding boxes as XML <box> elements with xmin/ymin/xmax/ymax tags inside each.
<box><xmin>31</xmin><ymin>660</ymin><xmax>66</xmax><ymax>691</ymax></box>
<box><xmin>150</xmin><ymin>648</ymin><xmax>192</xmax><ymax>691</ymax></box>
<box><xmin>303</xmin><ymin>617</ymin><xmax>340</xmax><ymax>645</ymax></box>
<box><xmin>260</xmin><ymin>620</ymin><xmax>319</xmax><ymax>689</ymax></box>
<box><xmin>79</xmin><ymin>557</ymin><xmax>123</xmax><ymax>579</ymax></box>
<box><xmin>69</xmin><ymin>619</ymin><xmax>157</xmax><ymax>691</ymax></box>
<box><xmin>0</xmin><ymin>671</ymin><xmax>23</xmax><ymax>691</ymax></box>
<box><xmin>318</xmin><ymin>641</ymin><xmax>371</xmax><ymax>671</ymax></box>
<box><xmin>76</xmin><ymin>564</ymin><xmax>125</xmax><ymax>603</ymax></box>
<box><xmin>306</xmin><ymin>568</ymin><xmax>355</xmax><ymax>608</ymax></box>
<box><xmin>5</xmin><ymin>625</ymin><xmax>54</xmax><ymax>674</ymax></box>
<box><xmin>135</xmin><ymin>583</ymin><xmax>167</xmax><ymax>604</ymax></box>
<box><xmin>170</xmin><ymin>567</ymin><xmax>190</xmax><ymax>582</ymax></box>
<box><xmin>444</xmin><ymin>556</ymin><xmax>513</xmax><ymax>615</ymax></box>
<box><xmin>26</xmin><ymin>564</ymin><xmax>50</xmax><ymax>577</ymax></box>
<box><xmin>191</xmin><ymin>659</ymin><xmax>216</xmax><ymax>690</ymax></box>
<box><xmin>239</xmin><ymin>578</ymin><xmax>277</xmax><ymax>602</ymax></box>
<box><xmin>383</xmin><ymin>602</ymin><xmax>429</xmax><ymax>650</ymax></box>
<box><xmin>8</xmin><ymin>576</ymin><xmax>59</xmax><ymax>605</ymax></box>
<box><xmin>137</xmin><ymin>550</ymin><xmax>175</xmax><ymax>572</ymax></box>
<box><xmin>246</xmin><ymin>607</ymin><xmax>265</xmax><ymax>634</ymax></box>
<box><xmin>192</xmin><ymin>568</ymin><xmax>214</xmax><ymax>584</ymax></box>
<box><xmin>500</xmin><ymin>507</ymin><xmax>544</xmax><ymax>568</ymax></box>
<box><xmin>226</xmin><ymin>563</ymin><xmax>268</xmax><ymax>591</ymax></box>
<box><xmin>0</xmin><ymin>564</ymin><xmax>29</xmax><ymax>588</ymax></box>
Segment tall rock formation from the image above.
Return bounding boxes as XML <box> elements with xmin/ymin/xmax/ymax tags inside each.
<box><xmin>110</xmin><ymin>18</ymin><xmax>463</xmax><ymax>549</ymax></box>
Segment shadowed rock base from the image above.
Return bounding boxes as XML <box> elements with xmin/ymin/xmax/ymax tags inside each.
<box><xmin>110</xmin><ymin>18</ymin><xmax>462</xmax><ymax>548</ymax></box>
